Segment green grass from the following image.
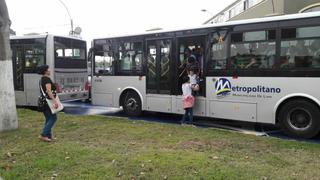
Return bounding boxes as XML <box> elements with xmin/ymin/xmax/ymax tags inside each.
<box><xmin>1</xmin><ymin>109</ymin><xmax>320</xmax><ymax>179</ymax></box>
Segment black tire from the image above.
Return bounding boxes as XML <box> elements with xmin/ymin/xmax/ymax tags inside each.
<box><xmin>278</xmin><ymin>99</ymin><xmax>320</xmax><ymax>138</ymax></box>
<box><xmin>122</xmin><ymin>91</ymin><xmax>142</xmax><ymax>116</ymax></box>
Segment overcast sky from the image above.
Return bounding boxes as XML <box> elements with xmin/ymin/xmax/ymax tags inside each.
<box><xmin>6</xmin><ymin>0</ymin><xmax>235</xmax><ymax>42</ymax></box>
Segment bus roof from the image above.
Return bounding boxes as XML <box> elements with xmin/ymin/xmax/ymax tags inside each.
<box><xmin>94</xmin><ymin>11</ymin><xmax>320</xmax><ymax>40</ymax></box>
<box><xmin>10</xmin><ymin>34</ymin><xmax>84</xmax><ymax>41</ymax></box>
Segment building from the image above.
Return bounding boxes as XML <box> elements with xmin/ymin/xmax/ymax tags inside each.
<box><xmin>10</xmin><ymin>29</ymin><xmax>16</xmax><ymax>36</ymax></box>
<box><xmin>204</xmin><ymin>0</ymin><xmax>320</xmax><ymax>24</ymax></box>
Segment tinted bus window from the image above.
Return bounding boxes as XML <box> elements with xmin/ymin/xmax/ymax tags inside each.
<box><xmin>297</xmin><ymin>26</ymin><xmax>320</xmax><ymax>38</ymax></box>
<box><xmin>10</xmin><ymin>38</ymin><xmax>46</xmax><ymax>73</ymax></box>
<box><xmin>24</xmin><ymin>44</ymin><xmax>45</xmax><ymax>72</ymax></box>
<box><xmin>94</xmin><ymin>51</ymin><xmax>115</xmax><ymax>75</ymax></box>
<box><xmin>244</xmin><ymin>31</ymin><xmax>266</xmax><ymax>41</ymax></box>
<box><xmin>208</xmin><ymin>30</ymin><xmax>228</xmax><ymax>70</ymax></box>
<box><xmin>118</xmin><ymin>42</ymin><xmax>143</xmax><ymax>73</ymax></box>
<box><xmin>54</xmin><ymin>37</ymin><xmax>86</xmax><ymax>69</ymax></box>
<box><xmin>94</xmin><ymin>41</ymin><xmax>115</xmax><ymax>75</ymax></box>
<box><xmin>230</xmin><ymin>30</ymin><xmax>276</xmax><ymax>69</ymax></box>
<box><xmin>280</xmin><ymin>26</ymin><xmax>320</xmax><ymax>69</ymax></box>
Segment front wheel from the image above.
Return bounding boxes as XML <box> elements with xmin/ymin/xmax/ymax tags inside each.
<box><xmin>278</xmin><ymin>100</ymin><xmax>320</xmax><ymax>138</ymax></box>
<box><xmin>122</xmin><ymin>91</ymin><xmax>142</xmax><ymax>116</ymax></box>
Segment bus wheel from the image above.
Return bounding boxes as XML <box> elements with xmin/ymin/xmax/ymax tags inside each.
<box><xmin>123</xmin><ymin>91</ymin><xmax>142</xmax><ymax>116</ymax></box>
<box><xmin>279</xmin><ymin>100</ymin><xmax>320</xmax><ymax>138</ymax></box>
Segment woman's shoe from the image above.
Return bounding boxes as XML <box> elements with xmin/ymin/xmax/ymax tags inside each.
<box><xmin>39</xmin><ymin>136</ymin><xmax>52</xmax><ymax>142</ymax></box>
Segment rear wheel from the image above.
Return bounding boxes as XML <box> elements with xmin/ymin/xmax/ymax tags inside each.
<box><xmin>279</xmin><ymin>100</ymin><xmax>320</xmax><ymax>138</ymax></box>
<box><xmin>122</xmin><ymin>91</ymin><xmax>142</xmax><ymax>116</ymax></box>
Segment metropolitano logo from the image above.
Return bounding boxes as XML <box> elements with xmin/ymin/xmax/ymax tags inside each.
<box><xmin>215</xmin><ymin>78</ymin><xmax>231</xmax><ymax>96</ymax></box>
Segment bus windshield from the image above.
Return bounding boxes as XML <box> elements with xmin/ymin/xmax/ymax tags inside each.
<box><xmin>54</xmin><ymin>37</ymin><xmax>87</xmax><ymax>69</ymax></box>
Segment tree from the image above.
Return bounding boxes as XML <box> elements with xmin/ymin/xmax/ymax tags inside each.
<box><xmin>0</xmin><ymin>0</ymin><xmax>18</xmax><ymax>132</ymax></box>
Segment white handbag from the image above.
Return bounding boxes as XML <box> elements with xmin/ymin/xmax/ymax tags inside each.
<box><xmin>39</xmin><ymin>81</ymin><xmax>64</xmax><ymax>114</ymax></box>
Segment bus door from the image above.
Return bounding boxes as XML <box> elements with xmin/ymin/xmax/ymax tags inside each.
<box><xmin>176</xmin><ymin>35</ymin><xmax>206</xmax><ymax>96</ymax></box>
<box><xmin>146</xmin><ymin>39</ymin><xmax>173</xmax><ymax>113</ymax></box>
<box><xmin>176</xmin><ymin>35</ymin><xmax>207</xmax><ymax>116</ymax></box>
<box><xmin>11</xmin><ymin>44</ymin><xmax>27</xmax><ymax>105</ymax></box>
<box><xmin>11</xmin><ymin>45</ymin><xmax>24</xmax><ymax>91</ymax></box>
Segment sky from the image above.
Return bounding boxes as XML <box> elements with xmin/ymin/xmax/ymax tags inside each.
<box><xmin>6</xmin><ymin>0</ymin><xmax>235</xmax><ymax>42</ymax></box>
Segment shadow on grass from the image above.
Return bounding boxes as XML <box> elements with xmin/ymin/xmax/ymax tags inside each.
<box><xmin>61</xmin><ymin>101</ymin><xmax>320</xmax><ymax>144</ymax></box>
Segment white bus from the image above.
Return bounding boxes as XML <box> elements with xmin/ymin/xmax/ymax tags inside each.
<box><xmin>10</xmin><ymin>34</ymin><xmax>89</xmax><ymax>106</ymax></box>
<box><xmin>90</xmin><ymin>12</ymin><xmax>320</xmax><ymax>138</ymax></box>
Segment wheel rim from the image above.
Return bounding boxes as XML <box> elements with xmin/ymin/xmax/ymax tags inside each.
<box><xmin>125</xmin><ymin>98</ymin><xmax>139</xmax><ymax>112</ymax></box>
<box><xmin>287</xmin><ymin>107</ymin><xmax>312</xmax><ymax>131</ymax></box>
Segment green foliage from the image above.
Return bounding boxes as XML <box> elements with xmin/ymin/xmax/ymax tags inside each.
<box><xmin>0</xmin><ymin>109</ymin><xmax>320</xmax><ymax>179</ymax></box>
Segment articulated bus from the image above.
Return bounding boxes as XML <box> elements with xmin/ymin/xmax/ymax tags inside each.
<box><xmin>90</xmin><ymin>12</ymin><xmax>320</xmax><ymax>138</ymax></box>
<box><xmin>10</xmin><ymin>34</ymin><xmax>89</xmax><ymax>106</ymax></box>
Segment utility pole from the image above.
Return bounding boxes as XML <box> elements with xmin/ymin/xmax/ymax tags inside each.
<box><xmin>57</xmin><ymin>0</ymin><xmax>74</xmax><ymax>36</ymax></box>
<box><xmin>0</xmin><ymin>0</ymin><xmax>18</xmax><ymax>132</ymax></box>
<box><xmin>271</xmin><ymin>0</ymin><xmax>275</xmax><ymax>14</ymax></box>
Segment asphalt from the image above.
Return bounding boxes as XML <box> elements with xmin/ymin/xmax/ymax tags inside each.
<box><xmin>62</xmin><ymin>101</ymin><xmax>320</xmax><ymax>144</ymax></box>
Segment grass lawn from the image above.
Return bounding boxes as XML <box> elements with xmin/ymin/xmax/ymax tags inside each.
<box><xmin>1</xmin><ymin>109</ymin><xmax>320</xmax><ymax>180</ymax></box>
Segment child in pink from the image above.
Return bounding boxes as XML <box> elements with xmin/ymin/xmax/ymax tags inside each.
<box><xmin>181</xmin><ymin>76</ymin><xmax>196</xmax><ymax>124</ymax></box>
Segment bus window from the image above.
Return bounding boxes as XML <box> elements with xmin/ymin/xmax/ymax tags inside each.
<box><xmin>73</xmin><ymin>48</ymin><xmax>86</xmax><ymax>59</ymax></box>
<box><xmin>24</xmin><ymin>45</ymin><xmax>45</xmax><ymax>71</ymax></box>
<box><xmin>160</xmin><ymin>40</ymin><xmax>171</xmax><ymax>94</ymax></box>
<box><xmin>94</xmin><ymin>52</ymin><xmax>114</xmax><ymax>75</ymax></box>
<box><xmin>55</xmin><ymin>49</ymin><xmax>63</xmax><ymax>57</ymax></box>
<box><xmin>280</xmin><ymin>26</ymin><xmax>320</xmax><ymax>69</ymax></box>
<box><xmin>230</xmin><ymin>30</ymin><xmax>276</xmax><ymax>69</ymax></box>
<box><xmin>55</xmin><ymin>48</ymin><xmax>85</xmax><ymax>59</ymax></box>
<box><xmin>147</xmin><ymin>42</ymin><xmax>157</xmax><ymax>94</ymax></box>
<box><xmin>208</xmin><ymin>30</ymin><xmax>228</xmax><ymax>70</ymax></box>
<box><xmin>10</xmin><ymin>38</ymin><xmax>46</xmax><ymax>73</ymax></box>
<box><xmin>54</xmin><ymin>37</ymin><xmax>87</xmax><ymax>69</ymax></box>
<box><xmin>118</xmin><ymin>42</ymin><xmax>143</xmax><ymax>73</ymax></box>
<box><xmin>178</xmin><ymin>37</ymin><xmax>205</xmax><ymax>75</ymax></box>
<box><xmin>65</xmin><ymin>49</ymin><xmax>73</xmax><ymax>57</ymax></box>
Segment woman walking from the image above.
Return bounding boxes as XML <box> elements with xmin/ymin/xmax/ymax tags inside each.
<box><xmin>37</xmin><ymin>65</ymin><xmax>59</xmax><ymax>142</ymax></box>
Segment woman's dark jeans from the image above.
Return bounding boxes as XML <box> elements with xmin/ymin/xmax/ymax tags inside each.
<box><xmin>41</xmin><ymin>108</ymin><xmax>57</xmax><ymax>139</ymax></box>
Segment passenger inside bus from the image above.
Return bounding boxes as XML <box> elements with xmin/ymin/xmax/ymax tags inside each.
<box><xmin>121</xmin><ymin>53</ymin><xmax>131</xmax><ymax>70</ymax></box>
<box><xmin>186</xmin><ymin>53</ymin><xmax>200</xmax><ymax>75</ymax></box>
<box><xmin>245</xmin><ymin>44</ymin><xmax>260</xmax><ymax>69</ymax></box>
<box><xmin>309</xmin><ymin>40</ymin><xmax>320</xmax><ymax>68</ymax></box>
<box><xmin>277</xmin><ymin>40</ymin><xmax>311</xmax><ymax>68</ymax></box>
<box><xmin>147</xmin><ymin>53</ymin><xmax>156</xmax><ymax>76</ymax></box>
<box><xmin>179</xmin><ymin>47</ymin><xmax>192</xmax><ymax>78</ymax></box>
<box><xmin>209</xmin><ymin>39</ymin><xmax>227</xmax><ymax>70</ymax></box>
<box><xmin>231</xmin><ymin>44</ymin><xmax>253</xmax><ymax>69</ymax></box>
<box><xmin>292</xmin><ymin>40</ymin><xmax>311</xmax><ymax>68</ymax></box>
<box><xmin>192</xmin><ymin>46</ymin><xmax>203</xmax><ymax>75</ymax></box>
<box><xmin>258</xmin><ymin>42</ymin><xmax>276</xmax><ymax>69</ymax></box>
<box><xmin>176</xmin><ymin>35</ymin><xmax>206</xmax><ymax>95</ymax></box>
<box><xmin>231</xmin><ymin>43</ymin><xmax>274</xmax><ymax>69</ymax></box>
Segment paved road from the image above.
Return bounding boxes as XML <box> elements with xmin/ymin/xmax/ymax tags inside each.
<box><xmin>62</xmin><ymin>101</ymin><xmax>320</xmax><ymax>143</ymax></box>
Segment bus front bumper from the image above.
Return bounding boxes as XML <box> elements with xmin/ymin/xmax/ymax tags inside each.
<box><xmin>59</xmin><ymin>91</ymin><xmax>89</xmax><ymax>102</ymax></box>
